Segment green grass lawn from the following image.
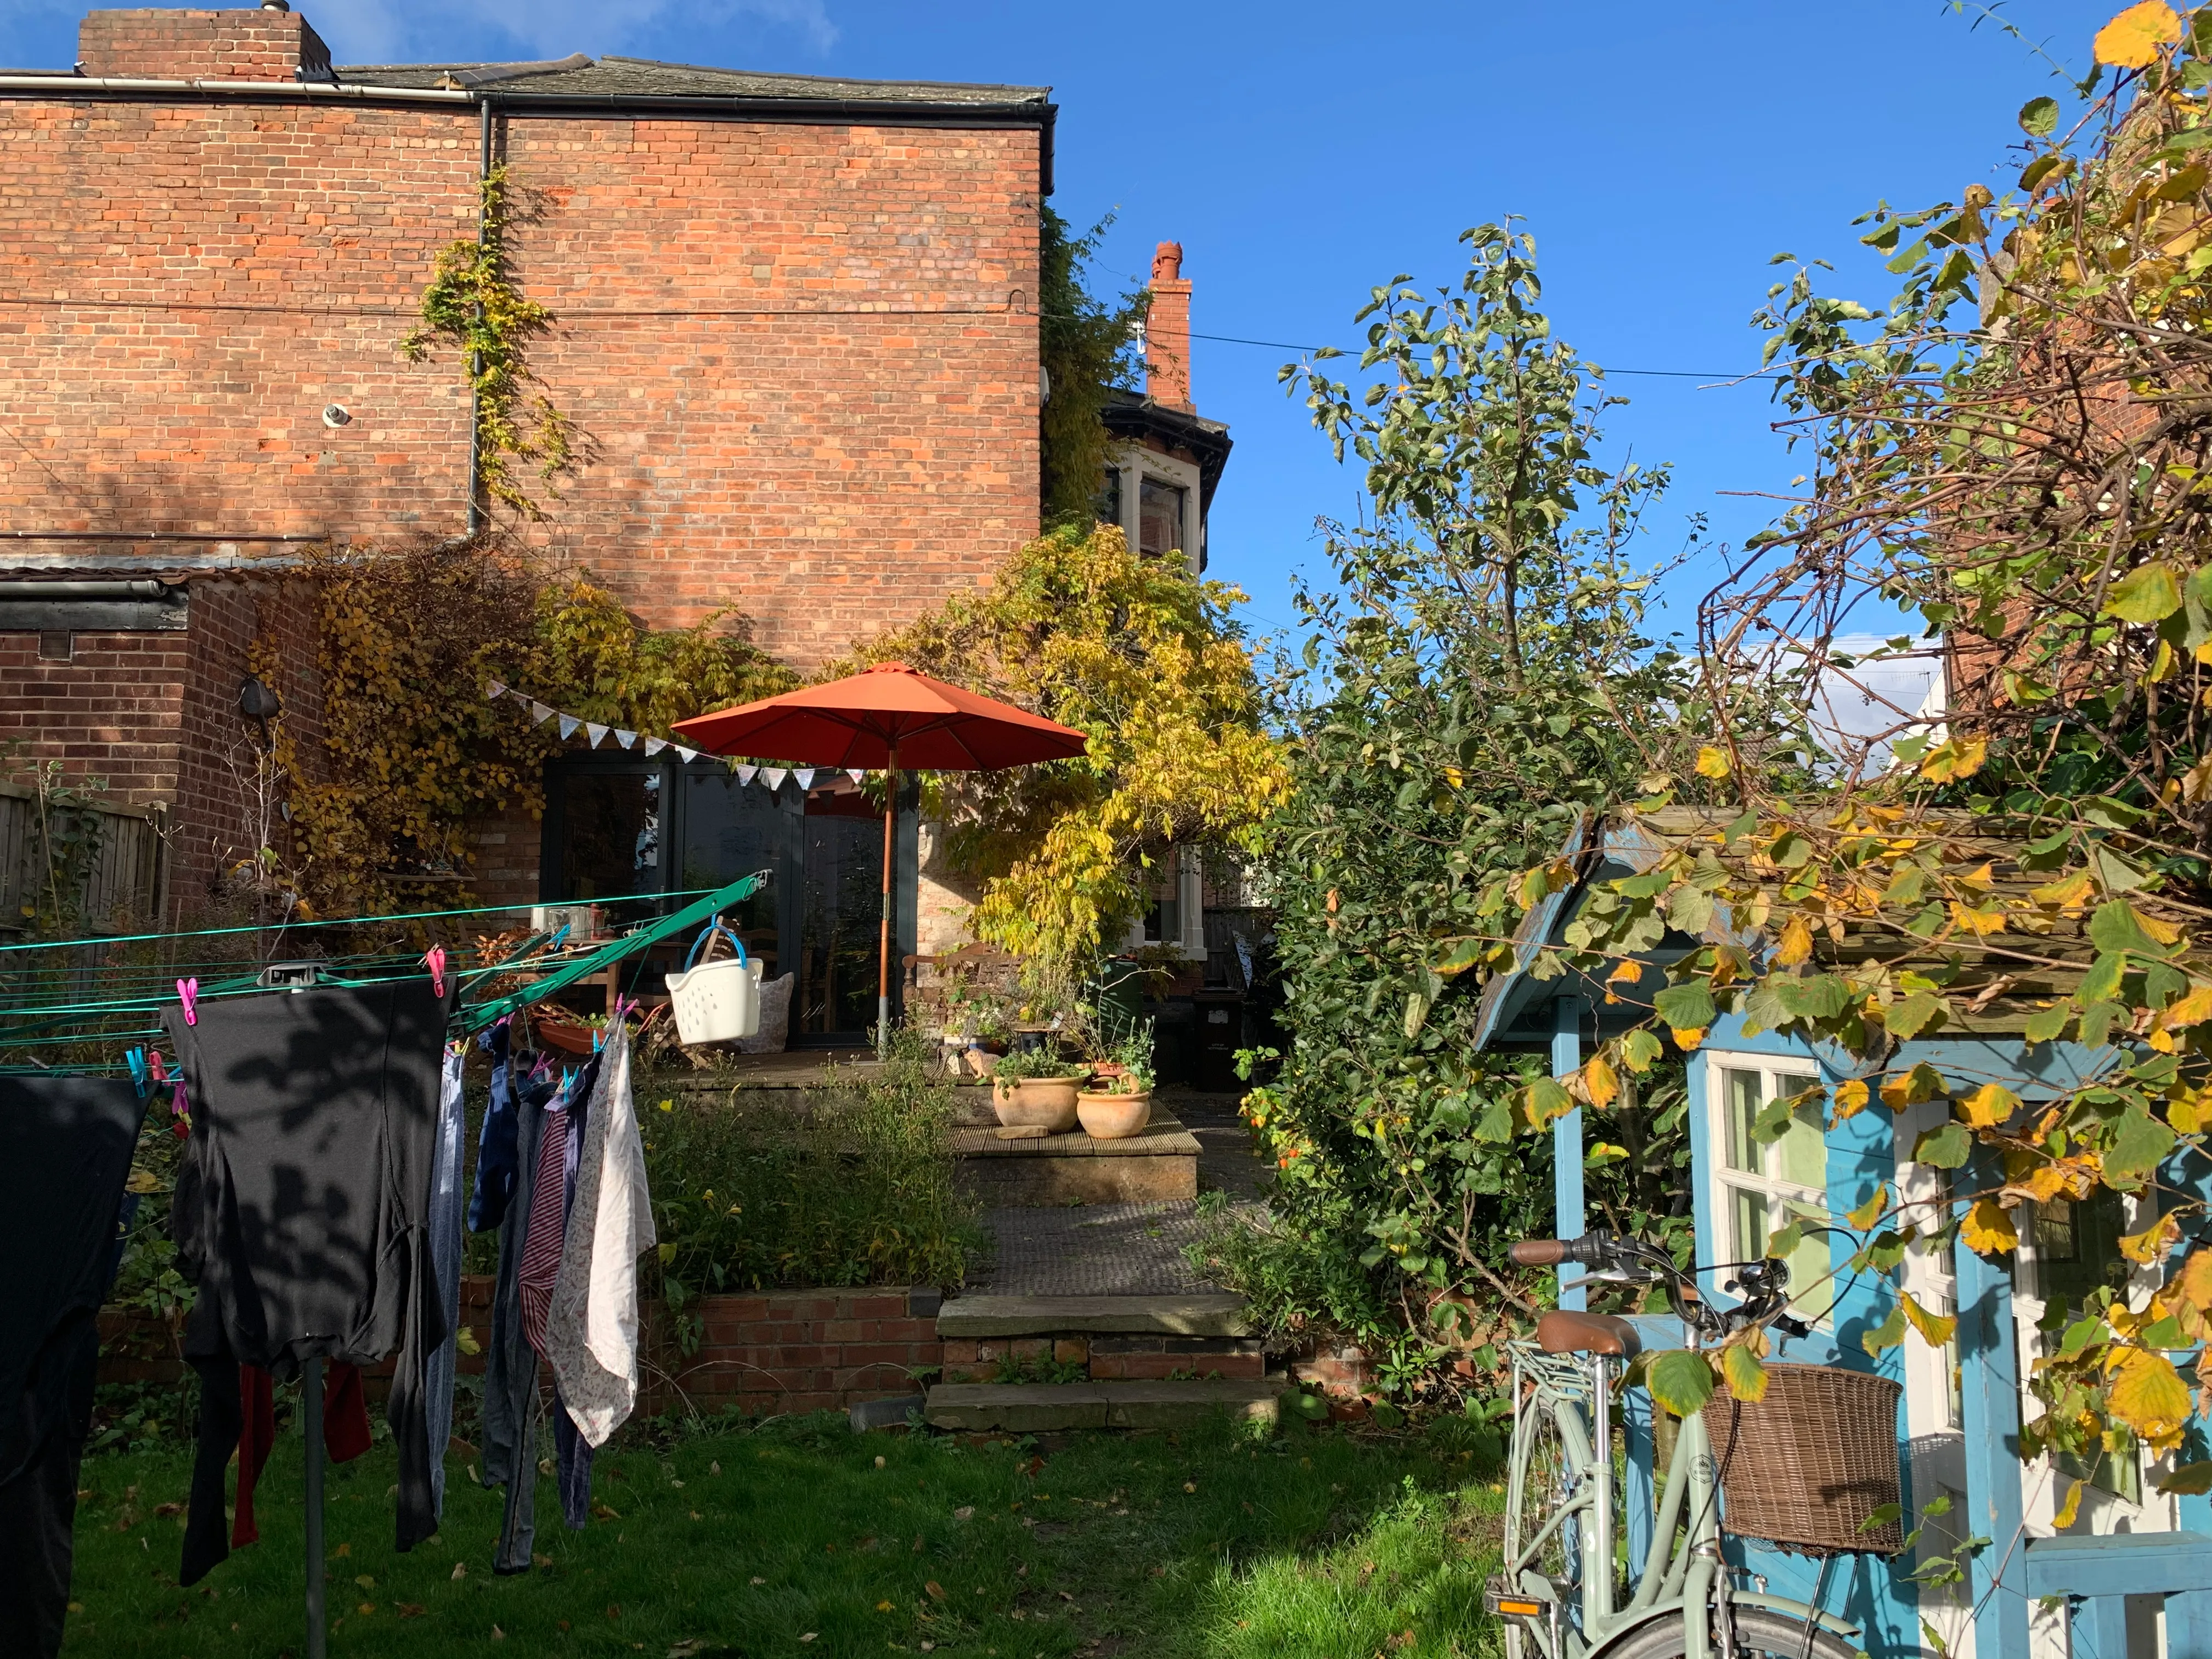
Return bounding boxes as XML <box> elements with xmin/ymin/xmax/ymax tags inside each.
<box><xmin>66</xmin><ymin>1410</ymin><xmax>1508</xmax><ymax>1659</ymax></box>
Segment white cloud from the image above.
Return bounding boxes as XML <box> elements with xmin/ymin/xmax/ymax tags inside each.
<box><xmin>304</xmin><ymin>0</ymin><xmax>836</xmax><ymax>66</ymax></box>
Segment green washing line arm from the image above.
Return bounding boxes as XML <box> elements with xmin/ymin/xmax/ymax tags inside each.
<box><xmin>460</xmin><ymin>870</ymin><xmax>770</xmax><ymax>1036</ymax></box>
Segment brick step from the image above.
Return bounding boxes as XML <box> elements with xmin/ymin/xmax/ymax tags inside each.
<box><xmin>936</xmin><ymin>1294</ymin><xmax>1250</xmax><ymax>1339</ymax></box>
<box><xmin>939</xmin><ymin>1330</ymin><xmax>1265</xmax><ymax>1385</ymax></box>
<box><xmin>923</xmin><ymin>1378</ymin><xmax>1281</xmax><ymax>1433</ymax></box>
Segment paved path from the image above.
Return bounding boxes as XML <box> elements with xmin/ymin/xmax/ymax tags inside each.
<box><xmin>970</xmin><ymin>1090</ymin><xmax>1270</xmax><ymax>1296</ymax></box>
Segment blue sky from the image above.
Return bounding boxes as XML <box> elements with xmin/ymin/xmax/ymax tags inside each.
<box><xmin>0</xmin><ymin>0</ymin><xmax>2119</xmax><ymax>646</ymax></box>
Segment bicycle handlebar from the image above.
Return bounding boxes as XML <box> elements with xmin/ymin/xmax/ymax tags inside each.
<box><xmin>1508</xmin><ymin>1228</ymin><xmax>1799</xmax><ymax>1342</ymax></box>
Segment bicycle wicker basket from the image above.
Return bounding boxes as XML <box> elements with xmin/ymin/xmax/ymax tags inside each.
<box><xmin>1700</xmin><ymin>1362</ymin><xmax>1904</xmax><ymax>1555</ymax></box>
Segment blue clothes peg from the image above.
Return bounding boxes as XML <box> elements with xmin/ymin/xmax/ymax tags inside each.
<box><xmin>125</xmin><ymin>1047</ymin><xmax>149</xmax><ymax>1097</ymax></box>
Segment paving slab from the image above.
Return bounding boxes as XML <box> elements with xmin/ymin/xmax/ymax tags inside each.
<box><xmin>937</xmin><ymin>1293</ymin><xmax>1252</xmax><ymax>1339</ymax></box>
<box><xmin>971</xmin><ymin>1200</ymin><xmax>1223</xmax><ymax>1296</ymax></box>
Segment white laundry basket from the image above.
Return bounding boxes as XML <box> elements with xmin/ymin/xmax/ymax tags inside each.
<box><xmin>665</xmin><ymin>918</ymin><xmax>761</xmax><ymax>1045</ymax></box>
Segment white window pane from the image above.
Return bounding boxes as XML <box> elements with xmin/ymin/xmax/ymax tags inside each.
<box><xmin>1731</xmin><ymin>1186</ymin><xmax>1769</xmax><ymax>1265</ymax></box>
<box><xmin>1724</xmin><ymin>1069</ymin><xmax>1764</xmax><ymax>1175</ymax></box>
<box><xmin>1781</xmin><ymin>1199</ymin><xmax>1830</xmax><ymax>1312</ymax></box>
<box><xmin>1777</xmin><ymin>1098</ymin><xmax>1826</xmax><ymax>1190</ymax></box>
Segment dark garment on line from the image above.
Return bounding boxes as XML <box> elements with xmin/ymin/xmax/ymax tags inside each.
<box><xmin>231</xmin><ymin>1362</ymin><xmax>372</xmax><ymax>1549</ymax></box>
<box><xmin>166</xmin><ymin>980</ymin><xmax>449</xmax><ymax>1584</ymax></box>
<box><xmin>0</xmin><ymin>1410</ymin><xmax>84</xmax><ymax>1659</ymax></box>
<box><xmin>0</xmin><ymin>1075</ymin><xmax>148</xmax><ymax>1659</ymax></box>
<box><xmin>468</xmin><ymin>1019</ymin><xmax>519</xmax><ymax>1233</ymax></box>
<box><xmin>554</xmin><ymin>1395</ymin><xmax>593</xmax><ymax>1530</ymax></box>
<box><xmin>484</xmin><ymin>1068</ymin><xmax>552</xmax><ymax>1573</ymax></box>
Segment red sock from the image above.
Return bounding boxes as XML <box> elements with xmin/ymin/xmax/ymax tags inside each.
<box><xmin>323</xmin><ymin>1363</ymin><xmax>373</xmax><ymax>1464</ymax></box>
<box><xmin>232</xmin><ymin>1366</ymin><xmax>275</xmax><ymax>1548</ymax></box>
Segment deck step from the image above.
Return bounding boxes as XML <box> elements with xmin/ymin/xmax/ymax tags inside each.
<box><xmin>922</xmin><ymin>1379</ymin><xmax>1280</xmax><ymax>1432</ymax></box>
<box><xmin>936</xmin><ymin>1293</ymin><xmax>1250</xmax><ymax>1339</ymax></box>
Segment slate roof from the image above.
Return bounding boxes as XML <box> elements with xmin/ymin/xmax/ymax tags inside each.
<box><xmin>334</xmin><ymin>53</ymin><xmax>1050</xmax><ymax>109</ymax></box>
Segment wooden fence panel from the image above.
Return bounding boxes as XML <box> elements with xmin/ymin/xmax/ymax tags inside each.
<box><xmin>0</xmin><ymin>783</ymin><xmax>165</xmax><ymax>936</ymax></box>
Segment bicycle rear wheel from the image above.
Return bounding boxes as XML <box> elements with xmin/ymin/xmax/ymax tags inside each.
<box><xmin>1502</xmin><ymin>1388</ymin><xmax>1590</xmax><ymax>1658</ymax></box>
<box><xmin>1601</xmin><ymin>1606</ymin><xmax>1859</xmax><ymax>1658</ymax></box>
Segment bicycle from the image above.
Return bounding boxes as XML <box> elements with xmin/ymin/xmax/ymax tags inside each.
<box><xmin>1486</xmin><ymin>1231</ymin><xmax>1862</xmax><ymax>1659</ymax></box>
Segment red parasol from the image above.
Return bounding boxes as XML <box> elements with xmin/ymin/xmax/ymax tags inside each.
<box><xmin>672</xmin><ymin>662</ymin><xmax>1088</xmax><ymax>1049</ymax></box>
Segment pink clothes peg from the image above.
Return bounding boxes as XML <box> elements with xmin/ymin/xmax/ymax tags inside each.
<box><xmin>424</xmin><ymin>946</ymin><xmax>448</xmax><ymax>998</ymax></box>
<box><xmin>149</xmin><ymin>1051</ymin><xmax>166</xmax><ymax>1084</ymax></box>
<box><xmin>177</xmin><ymin>978</ymin><xmax>199</xmax><ymax>1026</ymax></box>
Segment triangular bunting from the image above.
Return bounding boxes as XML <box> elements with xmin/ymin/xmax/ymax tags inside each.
<box><xmin>558</xmin><ymin>714</ymin><xmax>580</xmax><ymax>740</ymax></box>
<box><xmin>793</xmin><ymin>768</ymin><xmax>815</xmax><ymax>791</ymax></box>
<box><xmin>848</xmin><ymin>769</ymin><xmax>867</xmax><ymax>786</ymax></box>
<box><xmin>760</xmin><ymin>767</ymin><xmax>789</xmax><ymax>792</ymax></box>
<box><xmin>585</xmin><ymin>722</ymin><xmax>610</xmax><ymax>748</ymax></box>
<box><xmin>675</xmin><ymin>746</ymin><xmax>699</xmax><ymax>764</ymax></box>
<box><xmin>643</xmin><ymin>737</ymin><xmax>667</xmax><ymax>757</ymax></box>
<box><xmin>486</xmin><ymin>679</ymin><xmax>507</xmax><ymax>700</ymax></box>
<box><xmin>532</xmin><ymin>701</ymin><xmax>557</xmax><ymax>725</ymax></box>
<box><xmin>614</xmin><ymin>729</ymin><xmax>638</xmax><ymax>749</ymax></box>
<box><xmin>735</xmin><ymin>764</ymin><xmax>758</xmax><ymax>786</ymax></box>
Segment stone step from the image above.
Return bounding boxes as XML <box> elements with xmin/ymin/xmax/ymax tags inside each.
<box><xmin>922</xmin><ymin>1378</ymin><xmax>1280</xmax><ymax>1433</ymax></box>
<box><xmin>936</xmin><ymin>1293</ymin><xmax>1250</xmax><ymax>1339</ymax></box>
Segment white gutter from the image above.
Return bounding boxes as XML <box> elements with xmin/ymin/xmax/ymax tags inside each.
<box><xmin>0</xmin><ymin>75</ymin><xmax>473</xmax><ymax>101</ymax></box>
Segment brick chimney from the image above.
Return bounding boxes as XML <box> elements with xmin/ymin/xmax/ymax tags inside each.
<box><xmin>1145</xmin><ymin>241</ymin><xmax>1194</xmax><ymax>413</ymax></box>
<box><xmin>79</xmin><ymin>7</ymin><xmax>334</xmax><ymax>82</ymax></box>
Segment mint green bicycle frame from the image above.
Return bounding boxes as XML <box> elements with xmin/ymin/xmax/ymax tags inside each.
<box><xmin>1499</xmin><ymin>1343</ymin><xmax>1857</xmax><ymax>1659</ymax></box>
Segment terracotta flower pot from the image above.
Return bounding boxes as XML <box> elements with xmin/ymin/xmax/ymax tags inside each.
<box><xmin>993</xmin><ymin>1075</ymin><xmax>1080</xmax><ymax>1133</ymax></box>
<box><xmin>1077</xmin><ymin>1089</ymin><xmax>1152</xmax><ymax>1139</ymax></box>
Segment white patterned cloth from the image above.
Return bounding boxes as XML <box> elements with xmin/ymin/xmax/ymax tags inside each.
<box><xmin>546</xmin><ymin>1025</ymin><xmax>656</xmax><ymax>1448</ymax></box>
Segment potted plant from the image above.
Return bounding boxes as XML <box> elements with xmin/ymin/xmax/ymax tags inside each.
<box><xmin>989</xmin><ymin>1046</ymin><xmax>1086</xmax><ymax>1132</ymax></box>
<box><xmin>1078</xmin><ymin>1025</ymin><xmax>1155</xmax><ymax>1139</ymax></box>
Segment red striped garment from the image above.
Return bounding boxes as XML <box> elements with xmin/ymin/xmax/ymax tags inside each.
<box><xmin>518</xmin><ymin>1101</ymin><xmax>570</xmax><ymax>1356</ymax></box>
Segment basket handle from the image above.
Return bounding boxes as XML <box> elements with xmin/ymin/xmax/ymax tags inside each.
<box><xmin>683</xmin><ymin>916</ymin><xmax>750</xmax><ymax>972</ymax></box>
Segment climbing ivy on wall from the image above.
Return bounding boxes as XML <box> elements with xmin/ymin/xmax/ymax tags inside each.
<box><xmin>280</xmin><ymin>539</ymin><xmax>792</xmax><ymax>920</ymax></box>
<box><xmin>1038</xmin><ymin>208</ymin><xmax>1149</xmax><ymax>528</ymax></box>
<box><xmin>402</xmin><ymin>164</ymin><xmax>574</xmax><ymax>521</ymax></box>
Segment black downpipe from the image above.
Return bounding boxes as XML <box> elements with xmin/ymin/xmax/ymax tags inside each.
<box><xmin>466</xmin><ymin>95</ymin><xmax>493</xmax><ymax>537</ymax></box>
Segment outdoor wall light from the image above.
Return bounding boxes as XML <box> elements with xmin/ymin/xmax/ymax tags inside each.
<box><xmin>239</xmin><ymin>676</ymin><xmax>280</xmax><ymax>749</ymax></box>
<box><xmin>322</xmin><ymin>403</ymin><xmax>352</xmax><ymax>427</ymax></box>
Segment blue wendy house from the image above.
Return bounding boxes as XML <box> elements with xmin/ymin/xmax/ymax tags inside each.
<box><xmin>1472</xmin><ymin>809</ymin><xmax>2212</xmax><ymax>1658</ymax></box>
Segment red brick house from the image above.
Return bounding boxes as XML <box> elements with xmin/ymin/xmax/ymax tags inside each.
<box><xmin>0</xmin><ymin>6</ymin><xmax>1232</xmax><ymax>1040</ymax></box>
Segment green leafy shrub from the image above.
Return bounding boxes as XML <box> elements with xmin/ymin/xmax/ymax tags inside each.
<box><xmin>644</xmin><ymin>1037</ymin><xmax>981</xmax><ymax>1304</ymax></box>
<box><xmin>989</xmin><ymin>1046</ymin><xmax>1086</xmax><ymax>1083</ymax></box>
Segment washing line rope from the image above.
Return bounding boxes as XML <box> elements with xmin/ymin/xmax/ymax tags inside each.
<box><xmin>0</xmin><ymin>883</ymin><xmax>737</xmax><ymax>957</ymax></box>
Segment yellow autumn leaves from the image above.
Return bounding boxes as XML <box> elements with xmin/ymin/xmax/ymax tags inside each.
<box><xmin>2095</xmin><ymin>2</ymin><xmax>2183</xmax><ymax>70</ymax></box>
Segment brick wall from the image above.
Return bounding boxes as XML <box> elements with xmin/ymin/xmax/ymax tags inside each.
<box><xmin>0</xmin><ymin>627</ymin><xmax>189</xmax><ymax>808</ymax></box>
<box><xmin>99</xmin><ymin>1278</ymin><xmax>938</xmax><ymax>1421</ymax></box>
<box><xmin>78</xmin><ymin>7</ymin><xmax>334</xmax><ymax>82</ymax></box>
<box><xmin>3</xmin><ymin>9</ymin><xmax>1042</xmax><ymax>912</ymax></box>
<box><xmin>645</xmin><ymin>1288</ymin><xmax>942</xmax><ymax>1418</ymax></box>
<box><xmin>0</xmin><ymin>88</ymin><xmax>1041</xmax><ymax>665</ymax></box>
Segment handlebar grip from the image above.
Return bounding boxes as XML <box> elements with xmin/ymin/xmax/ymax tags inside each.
<box><xmin>1508</xmin><ymin>1240</ymin><xmax>1568</xmax><ymax>1266</ymax></box>
<box><xmin>1508</xmin><ymin>1236</ymin><xmax>1609</xmax><ymax>1268</ymax></box>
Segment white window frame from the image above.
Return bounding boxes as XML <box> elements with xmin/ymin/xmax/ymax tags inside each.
<box><xmin>1105</xmin><ymin>442</ymin><xmax>1204</xmax><ymax>578</ymax></box>
<box><xmin>1703</xmin><ymin>1053</ymin><xmax>1832</xmax><ymax>1325</ymax></box>
<box><xmin>2012</xmin><ymin>1183</ymin><xmax>2172</xmax><ymax>1540</ymax></box>
<box><xmin>1891</xmin><ymin>1096</ymin><xmax>1974</xmax><ymax>1654</ymax></box>
<box><xmin>1118</xmin><ymin>843</ymin><xmax>1207</xmax><ymax>961</ymax></box>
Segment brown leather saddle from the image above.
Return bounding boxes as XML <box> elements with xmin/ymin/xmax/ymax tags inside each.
<box><xmin>1536</xmin><ymin>1310</ymin><xmax>1641</xmax><ymax>1358</ymax></box>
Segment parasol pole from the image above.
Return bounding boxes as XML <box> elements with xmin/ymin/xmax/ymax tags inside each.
<box><xmin>879</xmin><ymin>742</ymin><xmax>898</xmax><ymax>1059</ymax></box>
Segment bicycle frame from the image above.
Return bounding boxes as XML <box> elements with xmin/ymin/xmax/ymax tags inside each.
<box><xmin>1497</xmin><ymin>1342</ymin><xmax>1855</xmax><ymax>1659</ymax></box>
